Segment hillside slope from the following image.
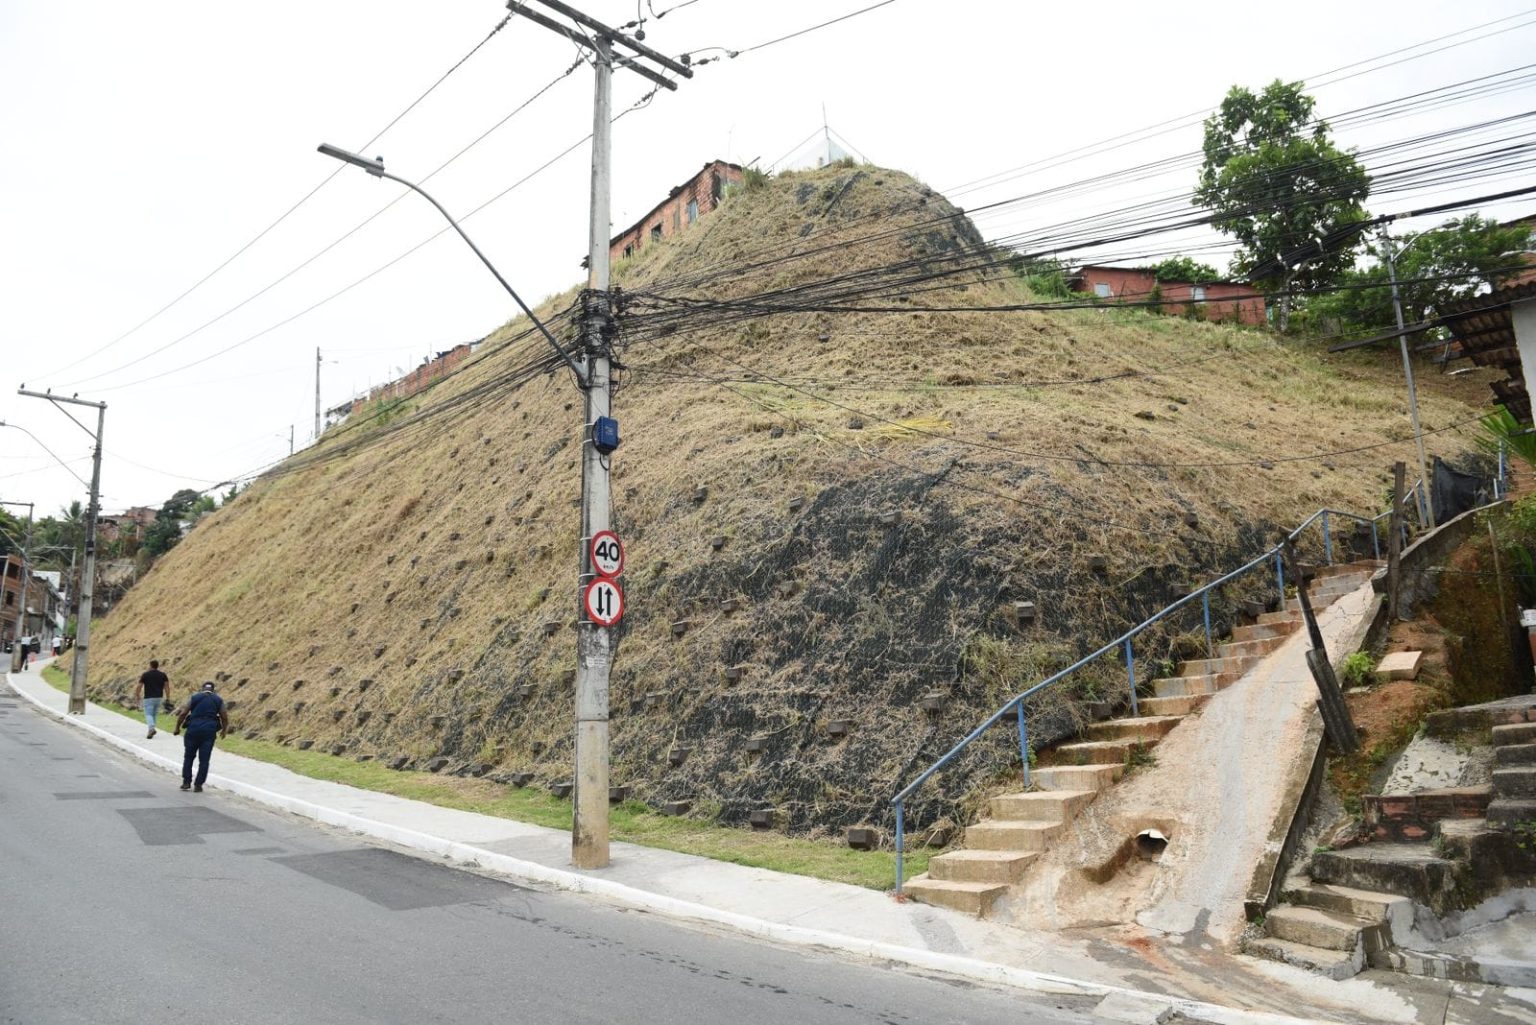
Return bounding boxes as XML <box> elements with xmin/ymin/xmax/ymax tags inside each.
<box><xmin>88</xmin><ymin>163</ymin><xmax>1491</xmax><ymax>839</ymax></box>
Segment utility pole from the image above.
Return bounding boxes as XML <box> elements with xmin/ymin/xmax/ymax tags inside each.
<box><xmin>1</xmin><ymin>500</ymin><xmax>33</xmax><ymax>671</ymax></box>
<box><xmin>506</xmin><ymin>0</ymin><xmax>691</xmax><ymax>869</ymax></box>
<box><xmin>289</xmin><ymin>424</ymin><xmax>295</xmax><ymax>455</ymax></box>
<box><xmin>314</xmin><ymin>347</ymin><xmax>322</xmax><ymax>442</ymax></box>
<box><xmin>18</xmin><ymin>390</ymin><xmax>105</xmax><ymax>713</ymax></box>
<box><xmin>1381</xmin><ymin>228</ymin><xmax>1435</xmax><ymax>529</ymax></box>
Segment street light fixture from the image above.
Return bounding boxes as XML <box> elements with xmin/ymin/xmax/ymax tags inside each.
<box><xmin>315</xmin><ymin>144</ymin><xmax>583</xmax><ymax>381</ymax></box>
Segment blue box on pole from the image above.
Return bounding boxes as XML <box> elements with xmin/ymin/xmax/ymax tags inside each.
<box><xmin>593</xmin><ymin>416</ymin><xmax>620</xmax><ymax>454</ymax></box>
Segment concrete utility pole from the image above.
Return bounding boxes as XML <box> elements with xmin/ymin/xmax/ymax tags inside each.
<box><xmin>505</xmin><ymin>0</ymin><xmax>691</xmax><ymax>870</ymax></box>
<box><xmin>17</xmin><ymin>390</ymin><xmax>105</xmax><ymax>713</ymax></box>
<box><xmin>1</xmin><ymin>501</ymin><xmax>34</xmax><ymax>671</ymax></box>
<box><xmin>1380</xmin><ymin>228</ymin><xmax>1436</xmax><ymax>529</ymax></box>
<box><xmin>314</xmin><ymin>348</ymin><xmax>323</xmax><ymax>442</ymax></box>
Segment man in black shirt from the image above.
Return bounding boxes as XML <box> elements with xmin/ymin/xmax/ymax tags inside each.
<box><xmin>173</xmin><ymin>682</ymin><xmax>227</xmax><ymax>793</ymax></box>
<box><xmin>133</xmin><ymin>659</ymin><xmax>172</xmax><ymax>739</ymax></box>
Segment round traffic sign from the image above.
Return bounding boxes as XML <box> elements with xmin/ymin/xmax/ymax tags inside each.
<box><xmin>590</xmin><ymin>530</ymin><xmax>625</xmax><ymax>578</ymax></box>
<box><xmin>583</xmin><ymin>577</ymin><xmax>624</xmax><ymax>627</ymax></box>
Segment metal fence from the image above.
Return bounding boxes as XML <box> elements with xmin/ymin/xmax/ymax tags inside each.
<box><xmin>890</xmin><ymin>500</ymin><xmax>1409</xmax><ymax>894</ymax></box>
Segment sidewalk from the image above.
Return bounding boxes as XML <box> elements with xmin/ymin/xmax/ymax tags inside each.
<box><xmin>7</xmin><ymin>650</ymin><xmax>1530</xmax><ymax>1025</ymax></box>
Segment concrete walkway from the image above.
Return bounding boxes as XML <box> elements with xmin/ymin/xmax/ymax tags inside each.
<box><xmin>7</xmin><ymin>645</ymin><xmax>1533</xmax><ymax>1025</ymax></box>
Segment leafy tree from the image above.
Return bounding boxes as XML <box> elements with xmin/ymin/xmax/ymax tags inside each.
<box><xmin>0</xmin><ymin>509</ymin><xmax>22</xmax><ymax>557</ymax></box>
<box><xmin>1307</xmin><ymin>215</ymin><xmax>1529</xmax><ymax>338</ymax></box>
<box><xmin>1195</xmin><ymin>80</ymin><xmax>1371</xmax><ymax>330</ymax></box>
<box><xmin>141</xmin><ymin>488</ymin><xmax>205</xmax><ymax>557</ymax></box>
<box><xmin>1147</xmin><ymin>256</ymin><xmax>1221</xmax><ymax>283</ymax></box>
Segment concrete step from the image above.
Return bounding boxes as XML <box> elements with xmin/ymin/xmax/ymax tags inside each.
<box><xmin>1284</xmin><ymin>882</ymin><xmax>1408</xmax><ymax>923</ymax></box>
<box><xmin>1085</xmin><ymin>715</ymin><xmax>1184</xmax><ymax>743</ymax></box>
<box><xmin>1313</xmin><ymin>562</ymin><xmax>1381</xmax><ymax>580</ymax></box>
<box><xmin>927</xmin><ymin>849</ymin><xmax>1036</xmax><ymax>884</ymax></box>
<box><xmin>1492</xmin><ymin>766</ymin><xmax>1536</xmax><ymax>797</ymax></box>
<box><xmin>1257</xmin><ymin>610</ymin><xmax>1301</xmax><ymax>626</ymax></box>
<box><xmin>1030</xmin><ymin>764</ymin><xmax>1124</xmax><ymax>792</ymax></box>
<box><xmin>1494</xmin><ymin>743</ymin><xmax>1536</xmax><ymax>766</ymax></box>
<box><xmin>1174</xmin><ymin>656</ymin><xmax>1250</xmax><ymax>677</ymax></box>
<box><xmin>965</xmin><ymin>820</ymin><xmax>1064</xmax><ymax>852</ymax></box>
<box><xmin>1242</xmin><ymin>935</ymin><xmax>1363</xmax><ymax>981</ymax></box>
<box><xmin>1152</xmin><ymin>675</ymin><xmax>1226</xmax><ymax>698</ymax></box>
<box><xmin>988</xmin><ymin>790</ymin><xmax>1096</xmax><ymax>821</ymax></box>
<box><xmin>1310</xmin><ymin>845</ymin><xmax>1464</xmax><ymax>915</ymax></box>
<box><xmin>1368</xmin><ymin>946</ymin><xmax>1536</xmax><ymax>988</ymax></box>
<box><xmin>1488</xmin><ymin>797</ymin><xmax>1536</xmax><ymax>828</ymax></box>
<box><xmin>1217</xmin><ymin>637</ymin><xmax>1286</xmax><ymax>660</ymax></box>
<box><xmin>1230</xmin><ymin>621</ymin><xmax>1300</xmax><ymax>643</ymax></box>
<box><xmin>1139</xmin><ymin>694</ymin><xmax>1209</xmax><ymax>717</ymax></box>
<box><xmin>1493</xmin><ymin>722</ymin><xmax>1536</xmax><ymax>746</ymax></box>
<box><xmin>902</xmin><ymin>875</ymin><xmax>1009</xmax><ymax>915</ymax></box>
<box><xmin>1265</xmin><ymin>905</ymin><xmax>1378</xmax><ymax>952</ymax></box>
<box><xmin>1048</xmin><ymin>738</ymin><xmax>1142</xmax><ymax>766</ymax></box>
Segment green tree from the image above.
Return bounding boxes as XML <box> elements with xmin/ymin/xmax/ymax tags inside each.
<box><xmin>1195</xmin><ymin>80</ymin><xmax>1371</xmax><ymax>330</ymax></box>
<box><xmin>141</xmin><ymin>488</ymin><xmax>204</xmax><ymax>557</ymax></box>
<box><xmin>1308</xmin><ymin>215</ymin><xmax>1529</xmax><ymax>338</ymax></box>
<box><xmin>1147</xmin><ymin>256</ymin><xmax>1221</xmax><ymax>283</ymax></box>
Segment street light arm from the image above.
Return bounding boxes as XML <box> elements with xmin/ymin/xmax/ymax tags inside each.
<box><xmin>315</xmin><ymin>144</ymin><xmax>588</xmax><ymax>385</ymax></box>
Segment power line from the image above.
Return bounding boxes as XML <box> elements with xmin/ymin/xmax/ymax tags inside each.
<box><xmin>32</xmin><ymin>12</ymin><xmax>519</xmax><ymax>383</ymax></box>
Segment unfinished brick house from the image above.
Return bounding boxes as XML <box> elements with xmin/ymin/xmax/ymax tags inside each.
<box><xmin>1066</xmin><ymin>264</ymin><xmax>1267</xmax><ymax>326</ymax></box>
<box><xmin>609</xmin><ymin>159</ymin><xmax>744</xmax><ymax>265</ymax></box>
<box><xmin>346</xmin><ymin>343</ymin><xmax>477</xmax><ymax>417</ymax></box>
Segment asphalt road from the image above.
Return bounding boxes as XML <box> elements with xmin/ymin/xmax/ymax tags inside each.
<box><xmin>0</xmin><ymin>694</ymin><xmax>1114</xmax><ymax>1025</ymax></box>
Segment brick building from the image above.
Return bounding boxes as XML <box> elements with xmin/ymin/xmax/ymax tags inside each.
<box><xmin>1066</xmin><ymin>265</ymin><xmax>1266</xmax><ymax>325</ymax></box>
<box><xmin>609</xmin><ymin>160</ymin><xmax>744</xmax><ymax>265</ymax></box>
<box><xmin>97</xmin><ymin>505</ymin><xmax>157</xmax><ymax>546</ymax></box>
<box><xmin>345</xmin><ymin>343</ymin><xmax>478</xmax><ymax>418</ymax></box>
<box><xmin>2</xmin><ymin>554</ymin><xmax>60</xmax><ymax>649</ymax></box>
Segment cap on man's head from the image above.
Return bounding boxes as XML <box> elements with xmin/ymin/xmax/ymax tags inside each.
<box><xmin>201</xmin><ymin>681</ymin><xmax>216</xmax><ymax>691</ymax></box>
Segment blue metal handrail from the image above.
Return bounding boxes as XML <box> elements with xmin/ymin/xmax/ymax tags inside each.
<box><xmin>891</xmin><ymin>503</ymin><xmax>1394</xmax><ymax>894</ymax></box>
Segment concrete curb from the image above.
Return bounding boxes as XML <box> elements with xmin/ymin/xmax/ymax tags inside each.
<box><xmin>7</xmin><ymin>673</ymin><xmax>1345</xmax><ymax>1025</ymax></box>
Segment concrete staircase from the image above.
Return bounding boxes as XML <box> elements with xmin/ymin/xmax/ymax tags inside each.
<box><xmin>1488</xmin><ymin>720</ymin><xmax>1536</xmax><ymax>828</ymax></box>
<box><xmin>905</xmin><ymin>561</ymin><xmax>1379</xmax><ymax>916</ymax></box>
<box><xmin>1246</xmin><ymin>882</ymin><xmax>1410</xmax><ymax>980</ymax></box>
<box><xmin>1143</xmin><ymin>562</ymin><xmax>1375</xmax><ymax>718</ymax></box>
<box><xmin>1248</xmin><ymin>705</ymin><xmax>1536</xmax><ymax>980</ymax></box>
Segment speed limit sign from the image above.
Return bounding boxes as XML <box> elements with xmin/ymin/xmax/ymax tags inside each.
<box><xmin>583</xmin><ymin>577</ymin><xmax>624</xmax><ymax>627</ymax></box>
<box><xmin>590</xmin><ymin>530</ymin><xmax>625</xmax><ymax>578</ymax></box>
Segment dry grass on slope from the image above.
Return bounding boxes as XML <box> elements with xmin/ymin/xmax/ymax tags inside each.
<box><xmin>88</xmin><ymin>163</ymin><xmax>1494</xmax><ymax>838</ymax></box>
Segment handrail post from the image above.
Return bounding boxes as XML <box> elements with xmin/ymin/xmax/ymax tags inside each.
<box><xmin>1322</xmin><ymin>510</ymin><xmax>1333</xmax><ymax>566</ymax></box>
<box><xmin>1275</xmin><ymin>550</ymin><xmax>1285</xmax><ymax>604</ymax></box>
<box><xmin>895</xmin><ymin>800</ymin><xmax>905</xmax><ymax>895</ymax></box>
<box><xmin>1124</xmin><ymin>638</ymin><xmax>1139</xmax><ymax>717</ymax></box>
<box><xmin>1498</xmin><ymin>439</ymin><xmax>1507</xmax><ymax>500</ymax></box>
<box><xmin>1202</xmin><ymin>590</ymin><xmax>1213</xmax><ymax>657</ymax></box>
<box><xmin>1372</xmin><ymin>517</ymin><xmax>1382</xmax><ymax>561</ymax></box>
<box><xmin>1017</xmin><ymin>700</ymin><xmax>1030</xmax><ymax>788</ymax></box>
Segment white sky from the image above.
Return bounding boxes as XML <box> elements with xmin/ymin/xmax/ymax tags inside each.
<box><xmin>2</xmin><ymin>0</ymin><xmax>1533</xmax><ymax>518</ymax></box>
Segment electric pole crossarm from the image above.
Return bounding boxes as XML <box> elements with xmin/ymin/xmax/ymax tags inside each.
<box><xmin>521</xmin><ymin>0</ymin><xmax>694</xmax><ymax>78</ymax></box>
<box><xmin>506</xmin><ymin>5</ymin><xmax>678</xmax><ymax>90</ymax></box>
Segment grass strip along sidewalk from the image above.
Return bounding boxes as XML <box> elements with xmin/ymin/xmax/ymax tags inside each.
<box><xmin>38</xmin><ymin>666</ymin><xmax>928</xmax><ymax>889</ymax></box>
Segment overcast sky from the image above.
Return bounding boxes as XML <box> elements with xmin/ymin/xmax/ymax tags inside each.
<box><xmin>2</xmin><ymin>1</ymin><xmax>1533</xmax><ymax>519</ymax></box>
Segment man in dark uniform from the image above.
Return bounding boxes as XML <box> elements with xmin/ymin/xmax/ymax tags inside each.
<box><xmin>173</xmin><ymin>682</ymin><xmax>227</xmax><ymax>793</ymax></box>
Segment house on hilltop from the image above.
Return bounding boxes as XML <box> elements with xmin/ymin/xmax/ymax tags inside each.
<box><xmin>1066</xmin><ymin>264</ymin><xmax>1266</xmax><ymax>325</ymax></box>
<box><xmin>608</xmin><ymin>159</ymin><xmax>743</xmax><ymax>265</ymax></box>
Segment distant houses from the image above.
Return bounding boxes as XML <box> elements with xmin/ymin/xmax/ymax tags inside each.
<box><xmin>1066</xmin><ymin>264</ymin><xmax>1266</xmax><ymax>325</ymax></box>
